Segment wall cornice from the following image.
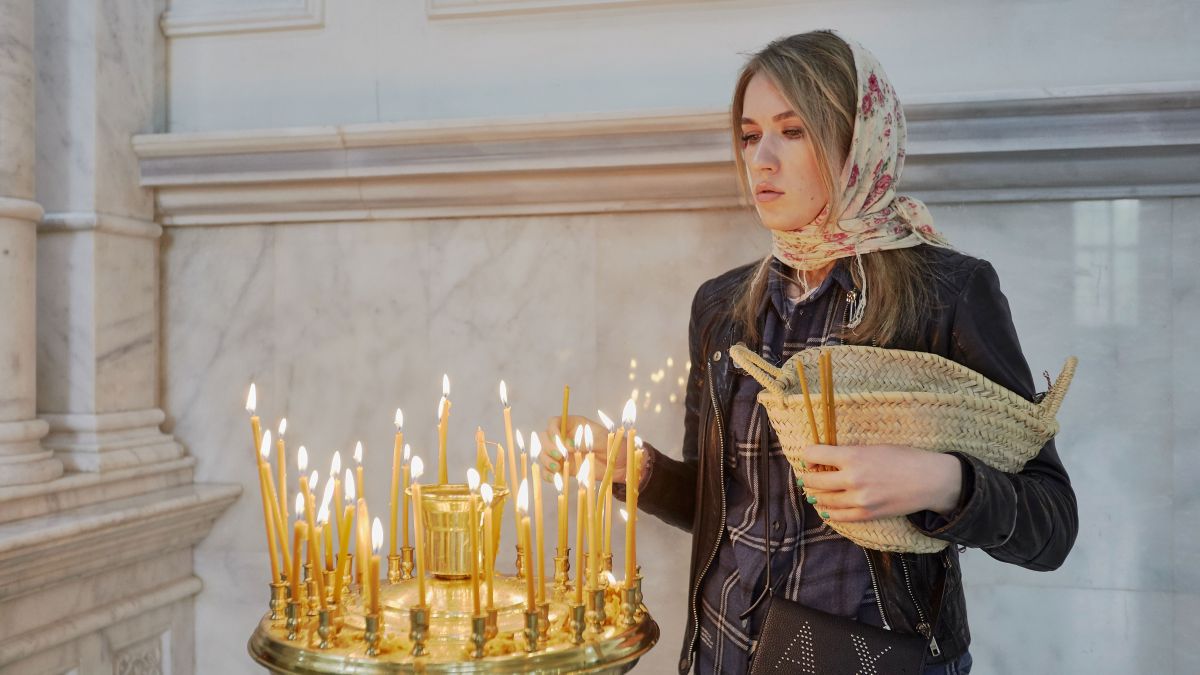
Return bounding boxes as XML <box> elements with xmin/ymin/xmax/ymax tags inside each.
<box><xmin>135</xmin><ymin>86</ymin><xmax>1200</xmax><ymax>226</ymax></box>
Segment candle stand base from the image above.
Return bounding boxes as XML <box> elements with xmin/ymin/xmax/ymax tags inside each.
<box><xmin>571</xmin><ymin>603</ymin><xmax>586</xmax><ymax>645</ymax></box>
<box><xmin>317</xmin><ymin>610</ymin><xmax>333</xmax><ymax>649</ymax></box>
<box><xmin>285</xmin><ymin>602</ymin><xmax>301</xmax><ymax>641</ymax></box>
<box><xmin>620</xmin><ymin>585</ymin><xmax>638</xmax><ymax>627</ymax></box>
<box><xmin>587</xmin><ymin>587</ymin><xmax>606</xmax><ymax>636</ymax></box>
<box><xmin>409</xmin><ymin>606</ymin><xmax>429</xmax><ymax>657</ymax></box>
<box><xmin>553</xmin><ymin>549</ymin><xmax>569</xmax><ymax>595</ymax></box>
<box><xmin>537</xmin><ymin>601</ymin><xmax>550</xmax><ymax>640</ymax></box>
<box><xmin>523</xmin><ymin>609</ymin><xmax>540</xmax><ymax>653</ymax></box>
<box><xmin>471</xmin><ymin>614</ymin><xmax>487</xmax><ymax>658</ymax></box>
<box><xmin>364</xmin><ymin>613</ymin><xmax>382</xmax><ymax>657</ymax></box>
<box><xmin>400</xmin><ymin>546</ymin><xmax>415</xmax><ymax>580</ymax></box>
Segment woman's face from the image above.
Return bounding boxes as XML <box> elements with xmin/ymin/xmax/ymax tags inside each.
<box><xmin>739</xmin><ymin>72</ymin><xmax>830</xmax><ymax>232</ymax></box>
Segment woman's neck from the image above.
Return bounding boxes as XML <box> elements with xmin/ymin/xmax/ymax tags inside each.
<box><xmin>785</xmin><ymin>261</ymin><xmax>836</xmax><ymax>299</ymax></box>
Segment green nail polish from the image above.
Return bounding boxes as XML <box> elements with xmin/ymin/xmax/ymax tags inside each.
<box><xmin>806</xmin><ymin>496</ymin><xmax>817</xmax><ymax>505</ymax></box>
<box><xmin>796</xmin><ymin>477</ymin><xmax>804</xmax><ymax>487</ymax></box>
<box><xmin>820</xmin><ymin>511</ymin><xmax>830</xmax><ymax>519</ymax></box>
<box><xmin>800</xmin><ymin>461</ymin><xmax>807</xmax><ymax>469</ymax></box>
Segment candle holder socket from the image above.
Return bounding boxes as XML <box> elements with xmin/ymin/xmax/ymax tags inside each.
<box><xmin>341</xmin><ymin>553</ymin><xmax>354</xmax><ymax>588</ymax></box>
<box><xmin>364</xmin><ymin>613</ymin><xmax>382</xmax><ymax>657</ymax></box>
<box><xmin>400</xmin><ymin>546</ymin><xmax>415</xmax><ymax>579</ymax></box>
<box><xmin>285</xmin><ymin>601</ymin><xmax>301</xmax><ymax>641</ymax></box>
<box><xmin>523</xmin><ymin>609</ymin><xmax>540</xmax><ymax>652</ymax></box>
<box><xmin>269</xmin><ymin>581</ymin><xmax>288</xmax><ymax>621</ymax></box>
<box><xmin>514</xmin><ymin>543</ymin><xmax>527</xmax><ymax>578</ymax></box>
<box><xmin>602</xmin><ymin>553</ymin><xmax>614</xmax><ymax>574</ymax></box>
<box><xmin>587</xmin><ymin>587</ymin><xmax>607</xmax><ymax>635</ymax></box>
<box><xmin>621</xmin><ymin>584</ymin><xmax>638</xmax><ymax>627</ymax></box>
<box><xmin>570</xmin><ymin>603</ymin><xmax>586</xmax><ymax>645</ymax></box>
<box><xmin>484</xmin><ymin>608</ymin><xmax>498</xmax><ymax>640</ymax></box>
<box><xmin>322</xmin><ymin>569</ymin><xmax>336</xmax><ymax>601</ymax></box>
<box><xmin>633</xmin><ymin>570</ymin><xmax>645</xmax><ymax>615</ymax></box>
<box><xmin>304</xmin><ymin>564</ymin><xmax>319</xmax><ymax>617</ymax></box>
<box><xmin>387</xmin><ymin>554</ymin><xmax>403</xmax><ymax>584</ymax></box>
<box><xmin>553</xmin><ymin>548</ymin><xmax>570</xmax><ymax>594</ymax></box>
<box><xmin>537</xmin><ymin>601</ymin><xmax>551</xmax><ymax>639</ymax></box>
<box><xmin>409</xmin><ymin>606</ymin><xmax>429</xmax><ymax>657</ymax></box>
<box><xmin>471</xmin><ymin>614</ymin><xmax>487</xmax><ymax>658</ymax></box>
<box><xmin>317</xmin><ymin>609</ymin><xmax>333</xmax><ymax>649</ymax></box>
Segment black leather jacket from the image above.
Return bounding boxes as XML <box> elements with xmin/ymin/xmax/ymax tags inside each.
<box><xmin>628</xmin><ymin>245</ymin><xmax>1079</xmax><ymax>673</ymax></box>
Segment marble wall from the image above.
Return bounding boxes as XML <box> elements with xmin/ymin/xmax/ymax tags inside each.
<box><xmin>163</xmin><ymin>196</ymin><xmax>1200</xmax><ymax>673</ymax></box>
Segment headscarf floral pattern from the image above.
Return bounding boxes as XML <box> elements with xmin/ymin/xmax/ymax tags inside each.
<box><xmin>769</xmin><ymin>33</ymin><xmax>950</xmax><ymax>274</ymax></box>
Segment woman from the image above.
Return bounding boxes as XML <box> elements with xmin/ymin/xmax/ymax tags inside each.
<box><xmin>542</xmin><ymin>30</ymin><xmax>1077</xmax><ymax>674</ymax></box>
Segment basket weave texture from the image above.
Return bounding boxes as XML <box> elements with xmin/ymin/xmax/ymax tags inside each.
<box><xmin>728</xmin><ymin>344</ymin><xmax>1077</xmax><ymax>554</ymax></box>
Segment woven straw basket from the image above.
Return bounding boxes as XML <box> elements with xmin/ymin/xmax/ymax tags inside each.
<box><xmin>728</xmin><ymin>343</ymin><xmax>1077</xmax><ymax>554</ymax></box>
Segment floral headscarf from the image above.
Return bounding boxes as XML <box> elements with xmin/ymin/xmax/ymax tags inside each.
<box><xmin>769</xmin><ymin>32</ymin><xmax>950</xmax><ymax>324</ymax></box>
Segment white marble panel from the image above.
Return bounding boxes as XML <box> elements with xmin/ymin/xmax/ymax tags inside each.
<box><xmin>1171</xmin><ymin>197</ymin><xmax>1200</xmax><ymax>595</ymax></box>
<box><xmin>932</xmin><ymin>198</ymin><xmax>1175</xmax><ymax>593</ymax></box>
<box><xmin>963</xmin><ymin>584</ymin><xmax>1174</xmax><ymax>672</ymax></box>
<box><xmin>93</xmin><ymin>233</ymin><xmax>159</xmax><ymax>412</ymax></box>
<box><xmin>36</xmin><ymin>230</ymin><xmax>97</xmax><ymax>413</ymax></box>
<box><xmin>1176</xmin><ymin>593</ymin><xmax>1200</xmax><ymax>673</ymax></box>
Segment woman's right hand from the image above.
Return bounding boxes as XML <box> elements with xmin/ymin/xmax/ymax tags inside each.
<box><xmin>538</xmin><ymin>415</ymin><xmax>628</xmax><ymax>484</ymax></box>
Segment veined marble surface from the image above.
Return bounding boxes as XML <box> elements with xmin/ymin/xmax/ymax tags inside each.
<box><xmin>165</xmin><ymin>198</ymin><xmax>1198</xmax><ymax>673</ymax></box>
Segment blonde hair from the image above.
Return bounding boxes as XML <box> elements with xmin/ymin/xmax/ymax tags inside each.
<box><xmin>729</xmin><ymin>31</ymin><xmax>935</xmax><ymax>347</ymax></box>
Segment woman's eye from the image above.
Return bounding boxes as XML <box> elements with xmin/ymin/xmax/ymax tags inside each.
<box><xmin>784</xmin><ymin>128</ymin><xmax>806</xmax><ymax>138</ymax></box>
<box><xmin>740</xmin><ymin>132</ymin><xmax>760</xmax><ymax>144</ymax></box>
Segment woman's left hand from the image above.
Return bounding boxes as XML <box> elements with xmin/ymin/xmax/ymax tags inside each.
<box><xmin>796</xmin><ymin>444</ymin><xmax>963</xmax><ymax>522</ymax></box>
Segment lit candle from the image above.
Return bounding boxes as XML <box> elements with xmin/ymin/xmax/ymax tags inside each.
<box><xmin>277</xmin><ymin>418</ymin><xmax>288</xmax><ymax>523</ymax></box>
<box><xmin>584</xmin><ymin>444</ymin><xmax>599</xmax><ymax>590</ymax></box>
<box><xmin>256</xmin><ymin>430</ymin><xmax>281</xmax><ymax>583</ymax></box>
<box><xmin>400</xmin><ymin>444</ymin><xmax>412</xmax><ymax>549</ymax></box>
<box><xmin>624</xmin><ymin>407</ymin><xmax>639</xmax><ymax>585</ymax></box>
<box><xmin>320</xmin><ymin>477</ymin><xmax>335</xmax><ymax>570</ymax></box>
<box><xmin>334</xmin><ymin>469</ymin><xmax>355</xmax><ymax>606</ymax></box>
<box><xmin>517</xmin><ymin>479</ymin><xmax>535</xmax><ymax>612</ymax></box>
<box><xmin>390</xmin><ymin>409</ymin><xmax>404</xmax><ymax>556</ymax></box>
<box><xmin>554</xmin><ymin>435</ymin><xmax>572</xmax><ymax>556</ymax></box>
<box><xmin>303</xmin><ymin>469</ymin><xmax>326</xmax><ymax>609</ymax></box>
<box><xmin>291</xmin><ymin>493</ymin><xmax>306</xmax><ymax>602</ymax></box>
<box><xmin>438</xmin><ymin>375</ymin><xmax>451</xmax><ymax>485</ymax></box>
<box><xmin>574</xmin><ymin>463</ymin><xmax>588</xmax><ymax>605</ymax></box>
<box><xmin>369</xmin><ymin>518</ymin><xmax>383</xmax><ymax>615</ymax></box>
<box><xmin>246</xmin><ymin>383</ymin><xmax>261</xmax><ymax>460</ymax></box>
<box><xmin>620</xmin><ymin>509</ymin><xmax>630</xmax><ymax>585</ymax></box>
<box><xmin>467</xmin><ymin>468</ymin><xmax>482</xmax><ymax>616</ymax></box>
<box><xmin>353</xmin><ymin>441</ymin><xmax>365</xmax><ymax>503</ymax></box>
<box><xmin>555</xmin><ymin>474</ymin><xmax>568</xmax><ymax>557</ymax></box>
<box><xmin>480</xmin><ymin>483</ymin><xmax>496</xmax><ymax>611</ymax></box>
<box><xmin>259</xmin><ymin>430</ymin><xmax>290</xmax><ymax>575</ymax></box>
<box><xmin>356</xmin><ymin>497</ymin><xmax>370</xmax><ymax>589</ymax></box>
<box><xmin>560</xmin><ymin>384</ymin><xmax>570</xmax><ymax>440</ymax></box>
<box><xmin>516</xmin><ymin>430</ymin><xmax>529</xmax><ymax>501</ymax></box>
<box><xmin>529</xmin><ymin>434</ymin><xmax>546</xmax><ymax>604</ymax></box>
<box><xmin>410</xmin><ymin>456</ymin><xmax>428</xmax><ymax>609</ymax></box>
<box><xmin>500</xmin><ymin>381</ymin><xmax>519</xmax><ymax>536</ymax></box>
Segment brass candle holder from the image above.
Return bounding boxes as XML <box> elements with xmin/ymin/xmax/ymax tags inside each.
<box><xmin>400</xmin><ymin>545</ymin><xmax>415</xmax><ymax>579</ymax></box>
<box><xmin>304</xmin><ymin>564</ymin><xmax>319</xmax><ymax>617</ymax></box>
<box><xmin>269</xmin><ymin>581</ymin><xmax>288</xmax><ymax>621</ymax></box>
<box><xmin>249</xmin><ymin>481</ymin><xmax>658</xmax><ymax>673</ymax></box>
<box><xmin>364</xmin><ymin>613</ymin><xmax>382</xmax><ymax>657</ymax></box>
<box><xmin>514</xmin><ymin>543</ymin><xmax>527</xmax><ymax>578</ymax></box>
<box><xmin>553</xmin><ymin>547</ymin><xmax>570</xmax><ymax>594</ymax></box>
<box><xmin>620</xmin><ymin>584</ymin><xmax>638</xmax><ymax>627</ymax></box>
<box><xmin>387</xmin><ymin>554</ymin><xmax>403</xmax><ymax>584</ymax></box>
<box><xmin>602</xmin><ymin>553</ymin><xmax>613</xmax><ymax>574</ymax></box>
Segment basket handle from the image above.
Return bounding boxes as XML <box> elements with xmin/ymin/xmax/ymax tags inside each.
<box><xmin>728</xmin><ymin>344</ymin><xmax>784</xmax><ymax>394</ymax></box>
<box><xmin>1038</xmin><ymin>356</ymin><xmax>1078</xmax><ymax>420</ymax></box>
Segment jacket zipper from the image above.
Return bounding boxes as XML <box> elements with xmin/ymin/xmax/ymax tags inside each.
<box><xmin>687</xmin><ymin>367</ymin><xmax>729</xmax><ymax>666</ymax></box>
<box><xmin>862</xmin><ymin>548</ymin><xmax>892</xmax><ymax>630</ymax></box>
<box><xmin>899</xmin><ymin>553</ymin><xmax>942</xmax><ymax>658</ymax></box>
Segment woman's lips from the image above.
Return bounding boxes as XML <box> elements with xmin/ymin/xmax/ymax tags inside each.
<box><xmin>755</xmin><ymin>191</ymin><xmax>783</xmax><ymax>203</ymax></box>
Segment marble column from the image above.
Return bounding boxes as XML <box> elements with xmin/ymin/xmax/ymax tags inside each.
<box><xmin>34</xmin><ymin>0</ymin><xmax>182</xmax><ymax>472</ymax></box>
<box><xmin>0</xmin><ymin>0</ymin><xmax>63</xmax><ymax>486</ymax></box>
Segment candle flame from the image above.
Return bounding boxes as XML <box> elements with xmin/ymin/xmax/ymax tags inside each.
<box><xmin>622</xmin><ymin>399</ymin><xmax>637</xmax><ymax>427</ymax></box>
<box><xmin>371</xmin><ymin>517</ymin><xmax>383</xmax><ymax>554</ymax></box>
<box><xmin>554</xmin><ymin>473</ymin><xmax>564</xmax><ymax>493</ymax></box>
<box><xmin>245</xmin><ymin>383</ymin><xmax>256</xmax><ymax>413</ymax></box>
<box><xmin>278</xmin><ymin>417</ymin><xmax>287</xmax><ymax>436</ymax></box>
<box><xmin>635</xmin><ymin>436</ymin><xmax>644</xmax><ymax>449</ymax></box>
<box><xmin>517</xmin><ymin>479</ymin><xmax>529</xmax><ymax>513</ymax></box>
<box><xmin>317</xmin><ymin>502</ymin><xmax>330</xmax><ymax>525</ymax></box>
<box><xmin>515</xmin><ymin>429</ymin><xmax>526</xmax><ymax>453</ymax></box>
<box><xmin>353</xmin><ymin>441</ymin><xmax>363</xmax><ymax>464</ymax></box>
<box><xmin>467</xmin><ymin>467</ymin><xmax>481</xmax><ymax>491</ymax></box>
<box><xmin>499</xmin><ymin>380</ymin><xmax>508</xmax><ymax>407</ymax></box>
<box><xmin>403</xmin><ymin>443</ymin><xmax>411</xmax><ymax>462</ymax></box>
<box><xmin>411</xmin><ymin>455</ymin><xmax>425</xmax><ymax>480</ymax></box>
<box><xmin>442</xmin><ymin>373</ymin><xmax>450</xmax><ymax>397</ymax></box>
<box><xmin>597</xmin><ymin>410</ymin><xmax>614</xmax><ymax>432</ymax></box>
<box><xmin>297</xmin><ymin>446</ymin><xmax>308</xmax><ymax>473</ymax></box>
<box><xmin>331</xmin><ymin>450</ymin><xmax>342</xmax><ymax>476</ymax></box>
<box><xmin>583</xmin><ymin>425</ymin><xmax>594</xmax><ymax>451</ymax></box>
<box><xmin>578</xmin><ymin>455</ymin><xmax>591</xmax><ymax>484</ymax></box>
<box><xmin>529</xmin><ymin>433</ymin><xmax>542</xmax><ymax>459</ymax></box>
<box><xmin>259</xmin><ymin>430</ymin><xmax>272</xmax><ymax>460</ymax></box>
<box><xmin>480</xmin><ymin>482</ymin><xmax>494</xmax><ymax>505</ymax></box>
<box><xmin>294</xmin><ymin>492</ymin><xmax>304</xmax><ymax>519</ymax></box>
<box><xmin>554</xmin><ymin>434</ymin><xmax>569</xmax><ymax>458</ymax></box>
<box><xmin>395</xmin><ymin>408</ymin><xmax>404</xmax><ymax>429</ymax></box>
<box><xmin>620</xmin><ymin>508</ymin><xmax>629</xmax><ymax>523</ymax></box>
<box><xmin>320</xmin><ymin>476</ymin><xmax>335</xmax><ymax>512</ymax></box>
<box><xmin>309</xmin><ymin>470</ymin><xmax>319</xmax><ymax>491</ymax></box>
<box><xmin>345</xmin><ymin>469</ymin><xmax>356</xmax><ymax>501</ymax></box>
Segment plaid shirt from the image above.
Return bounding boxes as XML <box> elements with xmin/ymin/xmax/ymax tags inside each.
<box><xmin>695</xmin><ymin>258</ymin><xmax>882</xmax><ymax>674</ymax></box>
